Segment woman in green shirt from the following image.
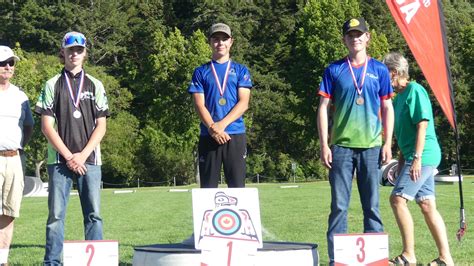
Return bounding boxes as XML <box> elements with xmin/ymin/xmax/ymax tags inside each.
<box><xmin>384</xmin><ymin>52</ymin><xmax>453</xmax><ymax>266</ymax></box>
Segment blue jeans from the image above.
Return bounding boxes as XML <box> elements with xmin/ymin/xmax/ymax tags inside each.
<box><xmin>391</xmin><ymin>161</ymin><xmax>436</xmax><ymax>202</ymax></box>
<box><xmin>44</xmin><ymin>164</ymin><xmax>103</xmax><ymax>265</ymax></box>
<box><xmin>326</xmin><ymin>145</ymin><xmax>383</xmax><ymax>265</ymax></box>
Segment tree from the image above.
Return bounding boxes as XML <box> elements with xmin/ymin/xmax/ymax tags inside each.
<box><xmin>437</xmin><ymin>0</ymin><xmax>474</xmax><ymax>169</ymax></box>
<box><xmin>101</xmin><ymin>111</ymin><xmax>141</xmax><ymax>186</ymax></box>
<box><xmin>2</xmin><ymin>0</ymin><xmax>471</xmax><ymax>184</ymax></box>
<box><xmin>132</xmin><ymin>28</ymin><xmax>210</xmax><ymax>183</ymax></box>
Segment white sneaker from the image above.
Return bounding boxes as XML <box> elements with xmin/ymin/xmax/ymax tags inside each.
<box><xmin>181</xmin><ymin>233</ymin><xmax>195</xmax><ymax>246</ymax></box>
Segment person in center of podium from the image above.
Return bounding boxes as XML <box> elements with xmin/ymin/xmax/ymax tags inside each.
<box><xmin>183</xmin><ymin>22</ymin><xmax>253</xmax><ymax>246</ymax></box>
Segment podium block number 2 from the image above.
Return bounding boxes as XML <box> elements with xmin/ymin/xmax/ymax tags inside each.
<box><xmin>63</xmin><ymin>240</ymin><xmax>118</xmax><ymax>266</ymax></box>
<box><xmin>86</xmin><ymin>244</ymin><xmax>95</xmax><ymax>266</ymax></box>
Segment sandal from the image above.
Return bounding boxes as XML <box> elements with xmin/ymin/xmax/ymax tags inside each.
<box><xmin>389</xmin><ymin>254</ymin><xmax>410</xmax><ymax>265</ymax></box>
<box><xmin>428</xmin><ymin>258</ymin><xmax>447</xmax><ymax>266</ymax></box>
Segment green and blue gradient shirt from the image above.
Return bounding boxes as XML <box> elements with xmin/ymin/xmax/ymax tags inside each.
<box><xmin>319</xmin><ymin>57</ymin><xmax>393</xmax><ymax>148</ymax></box>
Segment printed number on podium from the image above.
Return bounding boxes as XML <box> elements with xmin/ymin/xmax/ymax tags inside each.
<box><xmin>334</xmin><ymin>233</ymin><xmax>388</xmax><ymax>266</ymax></box>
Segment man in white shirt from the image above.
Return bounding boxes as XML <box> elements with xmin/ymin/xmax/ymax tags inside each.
<box><xmin>0</xmin><ymin>45</ymin><xmax>34</xmax><ymax>264</ymax></box>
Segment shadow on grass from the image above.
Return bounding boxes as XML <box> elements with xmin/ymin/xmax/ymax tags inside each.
<box><xmin>11</xmin><ymin>243</ymin><xmax>45</xmax><ymax>249</ymax></box>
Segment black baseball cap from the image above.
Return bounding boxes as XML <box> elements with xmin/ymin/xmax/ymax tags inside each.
<box><xmin>342</xmin><ymin>18</ymin><xmax>369</xmax><ymax>35</ymax></box>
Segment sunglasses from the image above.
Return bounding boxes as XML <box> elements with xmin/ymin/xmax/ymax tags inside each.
<box><xmin>0</xmin><ymin>60</ymin><xmax>15</xmax><ymax>67</ymax></box>
<box><xmin>63</xmin><ymin>34</ymin><xmax>86</xmax><ymax>47</ymax></box>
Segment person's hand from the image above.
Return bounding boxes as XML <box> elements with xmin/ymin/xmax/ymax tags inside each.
<box><xmin>409</xmin><ymin>158</ymin><xmax>422</xmax><ymax>182</ymax></box>
<box><xmin>320</xmin><ymin>145</ymin><xmax>332</xmax><ymax>169</ymax></box>
<box><xmin>381</xmin><ymin>143</ymin><xmax>392</xmax><ymax>165</ymax></box>
<box><xmin>208</xmin><ymin>122</ymin><xmax>225</xmax><ymax>135</ymax></box>
<box><xmin>211</xmin><ymin>132</ymin><xmax>231</xmax><ymax>145</ymax></box>
<box><xmin>209</xmin><ymin>122</ymin><xmax>230</xmax><ymax>145</ymax></box>
<box><xmin>66</xmin><ymin>153</ymin><xmax>88</xmax><ymax>175</ymax></box>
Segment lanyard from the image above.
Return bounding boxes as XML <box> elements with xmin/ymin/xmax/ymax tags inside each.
<box><xmin>64</xmin><ymin>70</ymin><xmax>84</xmax><ymax>109</ymax></box>
<box><xmin>347</xmin><ymin>56</ymin><xmax>369</xmax><ymax>96</ymax></box>
<box><xmin>210</xmin><ymin>60</ymin><xmax>231</xmax><ymax>97</ymax></box>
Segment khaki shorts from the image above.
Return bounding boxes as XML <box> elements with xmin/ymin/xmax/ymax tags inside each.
<box><xmin>0</xmin><ymin>155</ymin><xmax>24</xmax><ymax>217</ymax></box>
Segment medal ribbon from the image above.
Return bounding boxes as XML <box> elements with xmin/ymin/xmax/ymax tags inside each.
<box><xmin>210</xmin><ymin>59</ymin><xmax>231</xmax><ymax>97</ymax></box>
<box><xmin>347</xmin><ymin>56</ymin><xmax>369</xmax><ymax>96</ymax></box>
<box><xmin>64</xmin><ymin>70</ymin><xmax>84</xmax><ymax>109</ymax></box>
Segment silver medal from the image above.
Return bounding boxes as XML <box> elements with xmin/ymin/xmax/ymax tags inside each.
<box><xmin>73</xmin><ymin>110</ymin><xmax>82</xmax><ymax>119</ymax></box>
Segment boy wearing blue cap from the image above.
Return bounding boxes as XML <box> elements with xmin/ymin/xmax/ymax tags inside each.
<box><xmin>35</xmin><ymin>32</ymin><xmax>110</xmax><ymax>265</ymax></box>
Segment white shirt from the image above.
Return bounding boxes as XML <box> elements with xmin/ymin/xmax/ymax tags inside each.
<box><xmin>0</xmin><ymin>84</ymin><xmax>34</xmax><ymax>150</ymax></box>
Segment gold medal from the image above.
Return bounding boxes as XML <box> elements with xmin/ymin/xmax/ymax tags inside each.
<box><xmin>356</xmin><ymin>97</ymin><xmax>364</xmax><ymax>105</ymax></box>
<box><xmin>219</xmin><ymin>98</ymin><xmax>227</xmax><ymax>106</ymax></box>
<box><xmin>211</xmin><ymin>60</ymin><xmax>231</xmax><ymax>107</ymax></box>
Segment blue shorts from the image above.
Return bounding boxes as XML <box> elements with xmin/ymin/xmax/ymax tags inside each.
<box><xmin>391</xmin><ymin>161</ymin><xmax>437</xmax><ymax>203</ymax></box>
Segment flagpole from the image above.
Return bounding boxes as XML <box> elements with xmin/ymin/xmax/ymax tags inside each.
<box><xmin>453</xmin><ymin>126</ymin><xmax>466</xmax><ymax>240</ymax></box>
<box><xmin>437</xmin><ymin>0</ymin><xmax>467</xmax><ymax>241</ymax></box>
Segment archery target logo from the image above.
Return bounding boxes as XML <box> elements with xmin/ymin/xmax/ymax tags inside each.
<box><xmin>212</xmin><ymin>209</ymin><xmax>241</xmax><ymax>235</ymax></box>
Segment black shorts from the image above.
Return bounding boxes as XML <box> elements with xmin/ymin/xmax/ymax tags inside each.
<box><xmin>198</xmin><ymin>134</ymin><xmax>247</xmax><ymax>188</ymax></box>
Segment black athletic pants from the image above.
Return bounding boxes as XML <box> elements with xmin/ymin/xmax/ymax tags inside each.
<box><xmin>198</xmin><ymin>134</ymin><xmax>247</xmax><ymax>188</ymax></box>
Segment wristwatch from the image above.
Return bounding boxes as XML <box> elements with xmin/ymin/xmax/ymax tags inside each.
<box><xmin>413</xmin><ymin>153</ymin><xmax>422</xmax><ymax>160</ymax></box>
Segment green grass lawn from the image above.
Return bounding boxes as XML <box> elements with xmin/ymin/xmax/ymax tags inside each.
<box><xmin>10</xmin><ymin>179</ymin><xmax>474</xmax><ymax>265</ymax></box>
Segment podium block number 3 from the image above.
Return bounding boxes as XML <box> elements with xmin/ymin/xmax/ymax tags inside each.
<box><xmin>356</xmin><ymin>237</ymin><xmax>365</xmax><ymax>263</ymax></box>
<box><xmin>334</xmin><ymin>233</ymin><xmax>388</xmax><ymax>266</ymax></box>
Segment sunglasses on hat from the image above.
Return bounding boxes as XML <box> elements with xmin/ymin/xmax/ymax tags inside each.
<box><xmin>0</xmin><ymin>60</ymin><xmax>15</xmax><ymax>67</ymax></box>
<box><xmin>63</xmin><ymin>34</ymin><xmax>86</xmax><ymax>47</ymax></box>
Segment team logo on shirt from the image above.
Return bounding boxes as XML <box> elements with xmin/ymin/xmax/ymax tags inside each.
<box><xmin>366</xmin><ymin>73</ymin><xmax>379</xmax><ymax>79</ymax></box>
<box><xmin>81</xmin><ymin>91</ymin><xmax>96</xmax><ymax>100</ymax></box>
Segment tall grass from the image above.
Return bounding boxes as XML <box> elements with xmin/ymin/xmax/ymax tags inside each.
<box><xmin>11</xmin><ymin>180</ymin><xmax>474</xmax><ymax>265</ymax></box>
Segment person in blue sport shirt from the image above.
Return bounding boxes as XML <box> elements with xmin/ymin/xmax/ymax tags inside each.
<box><xmin>188</xmin><ymin>23</ymin><xmax>253</xmax><ymax>189</ymax></box>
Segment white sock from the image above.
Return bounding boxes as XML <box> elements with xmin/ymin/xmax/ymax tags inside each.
<box><xmin>0</xmin><ymin>248</ymin><xmax>9</xmax><ymax>263</ymax></box>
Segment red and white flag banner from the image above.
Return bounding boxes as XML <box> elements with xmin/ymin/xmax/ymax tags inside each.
<box><xmin>386</xmin><ymin>0</ymin><xmax>455</xmax><ymax>128</ymax></box>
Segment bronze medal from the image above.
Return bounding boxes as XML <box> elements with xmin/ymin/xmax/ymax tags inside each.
<box><xmin>219</xmin><ymin>97</ymin><xmax>227</xmax><ymax>106</ymax></box>
<box><xmin>347</xmin><ymin>56</ymin><xmax>369</xmax><ymax>107</ymax></box>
